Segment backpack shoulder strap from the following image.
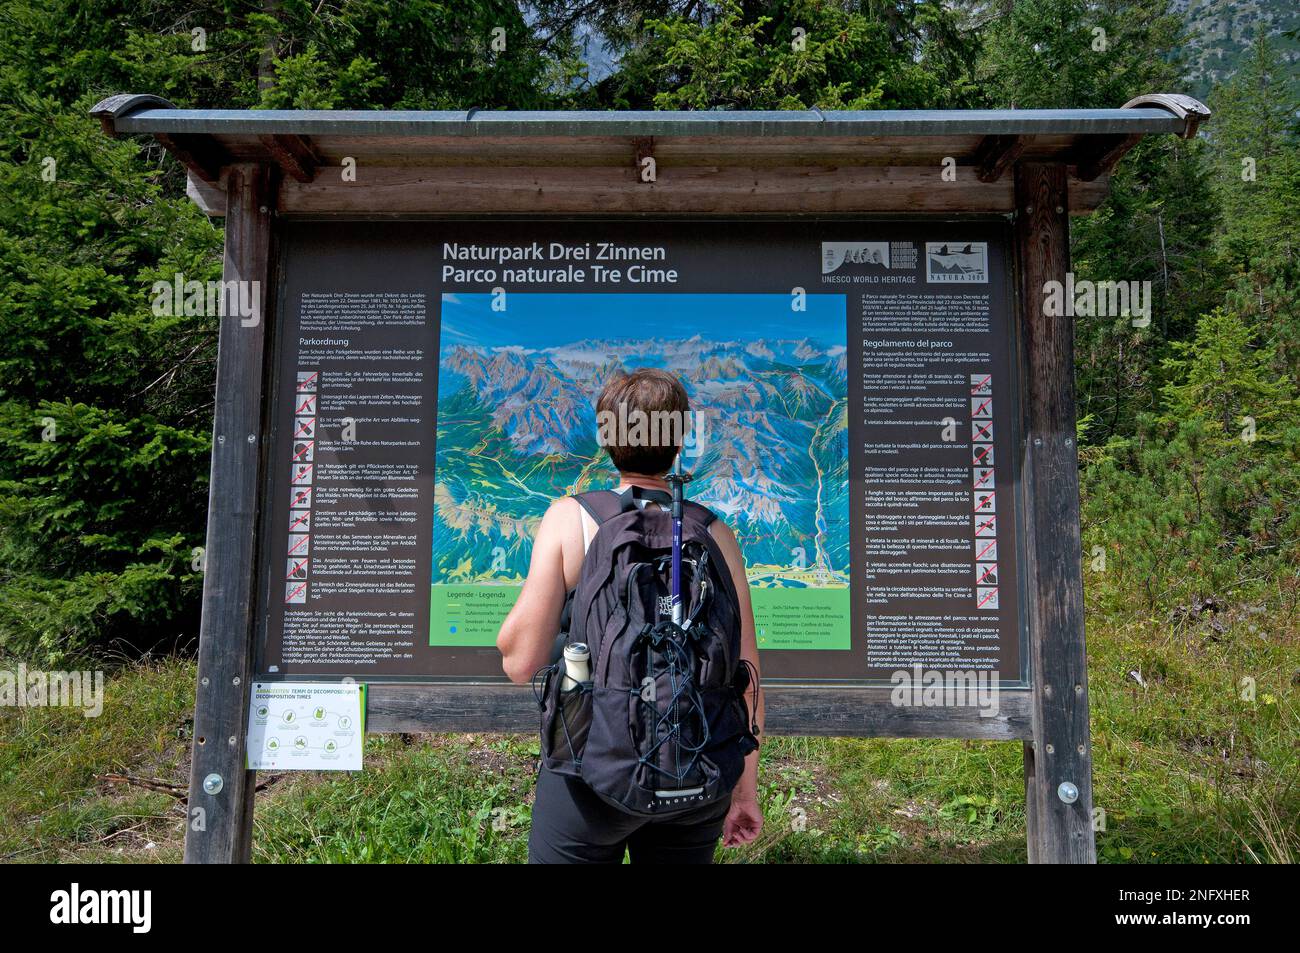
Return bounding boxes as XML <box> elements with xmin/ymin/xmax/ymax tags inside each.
<box><xmin>572</xmin><ymin>490</ymin><xmax>624</xmax><ymax>525</ymax></box>
<box><xmin>683</xmin><ymin>499</ymin><xmax>716</xmax><ymax>528</ymax></box>
<box><xmin>576</xmin><ymin>488</ymin><xmax>715</xmax><ymax>527</ymax></box>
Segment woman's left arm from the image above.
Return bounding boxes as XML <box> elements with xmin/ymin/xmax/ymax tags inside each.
<box><xmin>710</xmin><ymin>520</ymin><xmax>765</xmax><ymax>848</ymax></box>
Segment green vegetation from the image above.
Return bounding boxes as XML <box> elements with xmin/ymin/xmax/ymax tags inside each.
<box><xmin>0</xmin><ymin>1</ymin><xmax>1297</xmax><ymax>863</ymax></box>
<box><xmin>4</xmin><ymin>589</ymin><xmax>1295</xmax><ymax>863</ymax></box>
<box><xmin>0</xmin><ymin>658</ymin><xmax>192</xmax><ymax>862</ymax></box>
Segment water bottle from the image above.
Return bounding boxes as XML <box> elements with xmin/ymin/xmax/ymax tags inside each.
<box><xmin>561</xmin><ymin>642</ymin><xmax>590</xmax><ymax>691</ymax></box>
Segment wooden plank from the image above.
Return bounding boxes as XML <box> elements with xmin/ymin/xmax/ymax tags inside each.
<box><xmin>287</xmin><ymin>134</ymin><xmax>987</xmax><ymax>166</ymax></box>
<box><xmin>366</xmin><ymin>683</ymin><xmax>1034</xmax><ymax>740</ymax></box>
<box><xmin>1014</xmin><ymin>162</ymin><xmax>1096</xmax><ymax>864</ymax></box>
<box><xmin>155</xmin><ymin>132</ymin><xmax>229</xmax><ymax>183</ymax></box>
<box><xmin>1069</xmin><ymin>170</ymin><xmax>1107</xmax><ymax>214</ymax></box>
<box><xmin>280</xmin><ymin>165</ymin><xmax>1002</xmax><ymax>214</ymax></box>
<box><xmin>259</xmin><ymin>134</ymin><xmax>319</xmax><ymax>183</ymax></box>
<box><xmin>633</xmin><ymin>136</ymin><xmax>654</xmax><ymax>182</ymax></box>
<box><xmin>183</xmin><ymin>163</ymin><xmax>275</xmax><ymax>864</ymax></box>
<box><xmin>186</xmin><ymin>171</ymin><xmax>226</xmax><ymax>216</ymax></box>
<box><xmin>1023</xmin><ymin>739</ymin><xmax>1042</xmax><ymax>854</ymax></box>
<box><xmin>1075</xmin><ymin>133</ymin><xmax>1142</xmax><ymax>182</ymax></box>
<box><xmin>215</xmin><ymin>133</ymin><xmax>1091</xmax><ymax>168</ymax></box>
<box><xmin>276</xmin><ymin>165</ymin><xmax>1110</xmax><ymax>215</ymax></box>
<box><xmin>974</xmin><ymin>134</ymin><xmax>1028</xmax><ymax>182</ymax></box>
<box><xmin>184</xmin><ymin>162</ymin><xmax>1104</xmax><ymax>218</ymax></box>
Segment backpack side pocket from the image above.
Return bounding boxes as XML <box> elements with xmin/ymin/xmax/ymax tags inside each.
<box><xmin>537</xmin><ymin>662</ymin><xmax>593</xmax><ymax>777</ymax></box>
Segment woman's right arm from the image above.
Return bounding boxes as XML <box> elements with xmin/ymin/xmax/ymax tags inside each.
<box><xmin>496</xmin><ymin>499</ymin><xmax>574</xmax><ymax>683</ymax></box>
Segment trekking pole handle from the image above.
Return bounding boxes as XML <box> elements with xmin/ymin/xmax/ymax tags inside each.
<box><xmin>669</xmin><ymin>474</ymin><xmax>692</xmax><ymax>518</ymax></box>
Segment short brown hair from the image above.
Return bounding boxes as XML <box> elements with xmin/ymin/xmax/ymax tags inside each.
<box><xmin>595</xmin><ymin>368</ymin><xmax>690</xmax><ymax>475</ymax></box>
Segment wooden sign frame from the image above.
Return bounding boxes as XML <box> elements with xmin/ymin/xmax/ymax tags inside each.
<box><xmin>90</xmin><ymin>93</ymin><xmax>1211</xmax><ymax>865</ymax></box>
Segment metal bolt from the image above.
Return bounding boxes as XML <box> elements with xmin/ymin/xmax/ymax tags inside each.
<box><xmin>1057</xmin><ymin>781</ymin><xmax>1079</xmax><ymax>804</ymax></box>
<box><xmin>228</xmin><ymin>736</ymin><xmax>237</xmax><ymax>746</ymax></box>
<box><xmin>1075</xmin><ymin>684</ymin><xmax>1084</xmax><ymax>694</ymax></box>
<box><xmin>217</xmin><ymin>434</ymin><xmax>225</xmax><ymax>446</ymax></box>
<box><xmin>247</xmin><ymin>433</ymin><xmax>256</xmax><ymax>444</ymax></box>
<box><xmin>1026</xmin><ymin>204</ymin><xmax>1034</xmax><ymax>215</ymax></box>
<box><xmin>1055</xmin><ymin>205</ymin><xmax>1064</xmax><ymax>214</ymax></box>
<box><xmin>200</xmin><ymin>676</ymin><xmax>209</xmax><ymax>687</ymax></box>
<box><xmin>203</xmin><ymin>773</ymin><xmax>224</xmax><ymax>795</ymax></box>
<box><xmin>1045</xmin><ymin>743</ymin><xmax>1055</xmax><ymax>754</ymax></box>
<box><xmin>259</xmin><ymin>205</ymin><xmax>268</xmax><ymax>214</ymax></box>
<box><xmin>1033</xmin><ymin>437</ymin><xmax>1042</xmax><ymax>446</ymax></box>
<box><xmin>232</xmin><ymin>676</ymin><xmax>241</xmax><ymax>686</ymax></box>
<box><xmin>1043</xmin><ymin>684</ymin><xmax>1052</xmax><ymax>698</ymax></box>
<box><xmin>1065</xmin><ymin>437</ymin><xmax>1073</xmax><ymax>446</ymax></box>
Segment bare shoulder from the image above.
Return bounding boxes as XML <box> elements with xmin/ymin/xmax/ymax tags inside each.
<box><xmin>542</xmin><ymin>494</ymin><xmax>580</xmax><ymax>523</ymax></box>
<box><xmin>707</xmin><ymin>517</ymin><xmax>744</xmax><ymax>561</ymax></box>
<box><xmin>538</xmin><ymin>496</ymin><xmax>582</xmax><ymax>541</ymax></box>
<box><xmin>706</xmin><ymin>517</ymin><xmax>751</xmax><ymax>608</ymax></box>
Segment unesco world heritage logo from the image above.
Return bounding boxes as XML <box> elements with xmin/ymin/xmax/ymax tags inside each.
<box><xmin>821</xmin><ymin>241</ymin><xmax>890</xmax><ymax>274</ymax></box>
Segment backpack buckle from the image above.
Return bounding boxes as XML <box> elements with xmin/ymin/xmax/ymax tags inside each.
<box><xmin>644</xmin><ymin>619</ymin><xmax>688</xmax><ymax>647</ymax></box>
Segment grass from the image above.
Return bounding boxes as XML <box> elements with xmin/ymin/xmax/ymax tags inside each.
<box><xmin>0</xmin><ymin>657</ymin><xmax>192</xmax><ymax>862</ymax></box>
<box><xmin>1</xmin><ymin>589</ymin><xmax>1296</xmax><ymax>864</ymax></box>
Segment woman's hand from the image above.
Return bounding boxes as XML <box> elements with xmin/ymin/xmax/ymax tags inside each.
<box><xmin>722</xmin><ymin>794</ymin><xmax>762</xmax><ymax>847</ymax></box>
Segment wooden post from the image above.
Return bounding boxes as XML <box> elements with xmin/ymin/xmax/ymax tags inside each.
<box><xmin>183</xmin><ymin>163</ymin><xmax>275</xmax><ymax>864</ymax></box>
<box><xmin>1014</xmin><ymin>162</ymin><xmax>1097</xmax><ymax>863</ymax></box>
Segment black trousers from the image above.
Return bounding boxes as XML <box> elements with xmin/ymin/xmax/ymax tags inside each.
<box><xmin>528</xmin><ymin>767</ymin><xmax>731</xmax><ymax>864</ymax></box>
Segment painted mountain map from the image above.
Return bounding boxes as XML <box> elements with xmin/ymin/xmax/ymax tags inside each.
<box><xmin>430</xmin><ymin>292</ymin><xmax>850</xmax><ymax>650</ymax></box>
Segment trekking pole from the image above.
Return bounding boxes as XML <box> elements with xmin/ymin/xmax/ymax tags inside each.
<box><xmin>667</xmin><ymin>454</ymin><xmax>692</xmax><ymax>627</ymax></box>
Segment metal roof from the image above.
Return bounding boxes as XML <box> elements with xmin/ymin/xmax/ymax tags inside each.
<box><xmin>94</xmin><ymin>94</ymin><xmax>1207</xmax><ymax>139</ymax></box>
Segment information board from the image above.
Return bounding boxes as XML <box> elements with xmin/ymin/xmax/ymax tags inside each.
<box><xmin>258</xmin><ymin>221</ymin><xmax>1024</xmax><ymax>684</ymax></box>
<box><xmin>246</xmin><ymin>681</ymin><xmax>365</xmax><ymax>771</ymax></box>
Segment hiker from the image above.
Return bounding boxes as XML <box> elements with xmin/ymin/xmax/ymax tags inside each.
<box><xmin>498</xmin><ymin>367</ymin><xmax>765</xmax><ymax>864</ymax></box>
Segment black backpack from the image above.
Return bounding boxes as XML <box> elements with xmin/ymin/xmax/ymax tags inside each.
<box><xmin>535</xmin><ymin>487</ymin><xmax>760</xmax><ymax>816</ymax></box>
